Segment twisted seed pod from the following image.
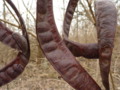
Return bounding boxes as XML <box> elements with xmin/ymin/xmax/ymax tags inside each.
<box><xmin>36</xmin><ymin>0</ymin><xmax>101</xmax><ymax>89</ymax></box>
<box><xmin>63</xmin><ymin>0</ymin><xmax>99</xmax><ymax>59</ymax></box>
<box><xmin>0</xmin><ymin>0</ymin><xmax>30</xmax><ymax>86</ymax></box>
<box><xmin>64</xmin><ymin>0</ymin><xmax>117</xmax><ymax>89</ymax></box>
<box><xmin>95</xmin><ymin>0</ymin><xmax>117</xmax><ymax>90</ymax></box>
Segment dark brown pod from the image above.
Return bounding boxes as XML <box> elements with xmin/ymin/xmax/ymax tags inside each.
<box><xmin>0</xmin><ymin>22</ymin><xmax>27</xmax><ymax>52</ymax></box>
<box><xmin>63</xmin><ymin>0</ymin><xmax>79</xmax><ymax>38</ymax></box>
<box><xmin>64</xmin><ymin>38</ymin><xmax>99</xmax><ymax>59</ymax></box>
<box><xmin>63</xmin><ymin>0</ymin><xmax>117</xmax><ymax>89</ymax></box>
<box><xmin>95</xmin><ymin>0</ymin><xmax>117</xmax><ymax>90</ymax></box>
<box><xmin>63</xmin><ymin>0</ymin><xmax>99</xmax><ymax>59</ymax></box>
<box><xmin>0</xmin><ymin>0</ymin><xmax>30</xmax><ymax>86</ymax></box>
<box><xmin>36</xmin><ymin>0</ymin><xmax>101</xmax><ymax>89</ymax></box>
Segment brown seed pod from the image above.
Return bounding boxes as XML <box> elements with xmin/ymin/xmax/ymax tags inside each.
<box><xmin>0</xmin><ymin>0</ymin><xmax>30</xmax><ymax>86</ymax></box>
<box><xmin>0</xmin><ymin>22</ymin><xmax>27</xmax><ymax>52</ymax></box>
<box><xmin>64</xmin><ymin>38</ymin><xmax>99</xmax><ymax>59</ymax></box>
<box><xmin>63</xmin><ymin>0</ymin><xmax>79</xmax><ymax>38</ymax></box>
<box><xmin>95</xmin><ymin>0</ymin><xmax>117</xmax><ymax>89</ymax></box>
<box><xmin>63</xmin><ymin>0</ymin><xmax>117</xmax><ymax>89</ymax></box>
<box><xmin>63</xmin><ymin>0</ymin><xmax>99</xmax><ymax>59</ymax></box>
<box><xmin>36</xmin><ymin>0</ymin><xmax>101</xmax><ymax>89</ymax></box>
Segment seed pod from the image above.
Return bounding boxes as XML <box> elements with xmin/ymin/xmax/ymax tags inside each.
<box><xmin>63</xmin><ymin>0</ymin><xmax>99</xmax><ymax>59</ymax></box>
<box><xmin>0</xmin><ymin>0</ymin><xmax>30</xmax><ymax>86</ymax></box>
<box><xmin>95</xmin><ymin>0</ymin><xmax>117</xmax><ymax>89</ymax></box>
<box><xmin>36</xmin><ymin>0</ymin><xmax>101</xmax><ymax>89</ymax></box>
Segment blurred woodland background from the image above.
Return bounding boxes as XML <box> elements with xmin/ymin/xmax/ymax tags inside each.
<box><xmin>0</xmin><ymin>0</ymin><xmax>120</xmax><ymax>90</ymax></box>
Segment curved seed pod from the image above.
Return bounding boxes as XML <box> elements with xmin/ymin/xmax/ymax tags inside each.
<box><xmin>63</xmin><ymin>0</ymin><xmax>79</xmax><ymax>38</ymax></box>
<box><xmin>36</xmin><ymin>0</ymin><xmax>101</xmax><ymax>89</ymax></box>
<box><xmin>63</xmin><ymin>0</ymin><xmax>99</xmax><ymax>59</ymax></box>
<box><xmin>0</xmin><ymin>0</ymin><xmax>30</xmax><ymax>86</ymax></box>
<box><xmin>6</xmin><ymin>0</ymin><xmax>30</xmax><ymax>57</ymax></box>
<box><xmin>0</xmin><ymin>22</ymin><xmax>27</xmax><ymax>52</ymax></box>
<box><xmin>64</xmin><ymin>38</ymin><xmax>99</xmax><ymax>59</ymax></box>
<box><xmin>95</xmin><ymin>0</ymin><xmax>117</xmax><ymax>90</ymax></box>
<box><xmin>64</xmin><ymin>0</ymin><xmax>117</xmax><ymax>89</ymax></box>
<box><xmin>0</xmin><ymin>53</ymin><xmax>28</xmax><ymax>86</ymax></box>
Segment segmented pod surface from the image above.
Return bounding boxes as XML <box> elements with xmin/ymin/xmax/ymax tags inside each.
<box><xmin>63</xmin><ymin>0</ymin><xmax>79</xmax><ymax>38</ymax></box>
<box><xmin>36</xmin><ymin>0</ymin><xmax>101</xmax><ymax>89</ymax></box>
<box><xmin>0</xmin><ymin>22</ymin><xmax>27</xmax><ymax>52</ymax></box>
<box><xmin>0</xmin><ymin>0</ymin><xmax>30</xmax><ymax>86</ymax></box>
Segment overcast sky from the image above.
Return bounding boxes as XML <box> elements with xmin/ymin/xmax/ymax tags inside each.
<box><xmin>0</xmin><ymin>0</ymin><xmax>69</xmax><ymax>33</ymax></box>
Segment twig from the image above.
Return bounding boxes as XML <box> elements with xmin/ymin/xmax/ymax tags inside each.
<box><xmin>21</xmin><ymin>0</ymin><xmax>35</xmax><ymax>22</ymax></box>
<box><xmin>0</xmin><ymin>19</ymin><xmax>19</xmax><ymax>28</ymax></box>
<box><xmin>86</xmin><ymin>0</ymin><xmax>96</xmax><ymax>25</ymax></box>
<box><xmin>3</xmin><ymin>1</ymin><xmax>6</xmax><ymax>24</ymax></box>
<box><xmin>27</xmin><ymin>31</ymin><xmax>36</xmax><ymax>38</ymax></box>
<box><xmin>79</xmin><ymin>1</ymin><xmax>94</xmax><ymax>24</ymax></box>
<box><xmin>110</xmin><ymin>72</ymin><xmax>116</xmax><ymax>90</ymax></box>
<box><xmin>3</xmin><ymin>0</ymin><xmax>20</xmax><ymax>24</ymax></box>
<box><xmin>0</xmin><ymin>19</ymin><xmax>36</xmax><ymax>39</ymax></box>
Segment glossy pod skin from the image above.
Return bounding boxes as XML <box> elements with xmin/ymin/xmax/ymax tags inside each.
<box><xmin>63</xmin><ymin>0</ymin><xmax>117</xmax><ymax>90</ymax></box>
<box><xmin>36</xmin><ymin>0</ymin><xmax>101</xmax><ymax>89</ymax></box>
<box><xmin>95</xmin><ymin>0</ymin><xmax>117</xmax><ymax>89</ymax></box>
<box><xmin>0</xmin><ymin>0</ymin><xmax>30</xmax><ymax>86</ymax></box>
